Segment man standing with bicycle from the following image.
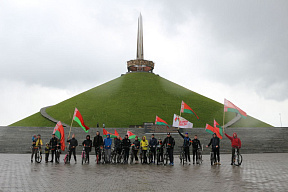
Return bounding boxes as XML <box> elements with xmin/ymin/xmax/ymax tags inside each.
<box><xmin>82</xmin><ymin>135</ymin><xmax>92</xmax><ymax>163</ymax></box>
<box><xmin>224</xmin><ymin>131</ymin><xmax>241</xmax><ymax>165</ymax></box>
<box><xmin>206</xmin><ymin>133</ymin><xmax>221</xmax><ymax>165</ymax></box>
<box><xmin>93</xmin><ymin>131</ymin><xmax>103</xmax><ymax>163</ymax></box>
<box><xmin>104</xmin><ymin>134</ymin><xmax>112</xmax><ymax>163</ymax></box>
<box><xmin>163</xmin><ymin>133</ymin><xmax>175</xmax><ymax>166</ymax></box>
<box><xmin>67</xmin><ymin>134</ymin><xmax>78</xmax><ymax>163</ymax></box>
<box><xmin>49</xmin><ymin>133</ymin><xmax>58</xmax><ymax>163</ymax></box>
<box><xmin>122</xmin><ymin>134</ymin><xmax>131</xmax><ymax>164</ymax></box>
<box><xmin>149</xmin><ymin>134</ymin><xmax>157</xmax><ymax>164</ymax></box>
<box><xmin>192</xmin><ymin>135</ymin><xmax>201</xmax><ymax>164</ymax></box>
<box><xmin>177</xmin><ymin>130</ymin><xmax>191</xmax><ymax>165</ymax></box>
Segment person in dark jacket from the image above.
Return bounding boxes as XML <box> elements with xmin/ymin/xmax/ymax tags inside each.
<box><xmin>224</xmin><ymin>131</ymin><xmax>241</xmax><ymax>165</ymax></box>
<box><xmin>82</xmin><ymin>135</ymin><xmax>92</xmax><ymax>163</ymax></box>
<box><xmin>178</xmin><ymin>130</ymin><xmax>191</xmax><ymax>164</ymax></box>
<box><xmin>157</xmin><ymin>138</ymin><xmax>164</xmax><ymax>163</ymax></box>
<box><xmin>49</xmin><ymin>134</ymin><xmax>58</xmax><ymax>163</ymax></box>
<box><xmin>132</xmin><ymin>136</ymin><xmax>140</xmax><ymax>163</ymax></box>
<box><xmin>163</xmin><ymin>133</ymin><xmax>175</xmax><ymax>166</ymax></box>
<box><xmin>114</xmin><ymin>135</ymin><xmax>122</xmax><ymax>163</ymax></box>
<box><xmin>122</xmin><ymin>135</ymin><xmax>131</xmax><ymax>164</ymax></box>
<box><xmin>206</xmin><ymin>133</ymin><xmax>221</xmax><ymax>165</ymax></box>
<box><xmin>191</xmin><ymin>135</ymin><xmax>201</xmax><ymax>164</ymax></box>
<box><xmin>67</xmin><ymin>134</ymin><xmax>78</xmax><ymax>163</ymax></box>
<box><xmin>149</xmin><ymin>134</ymin><xmax>157</xmax><ymax>163</ymax></box>
<box><xmin>93</xmin><ymin>131</ymin><xmax>103</xmax><ymax>163</ymax></box>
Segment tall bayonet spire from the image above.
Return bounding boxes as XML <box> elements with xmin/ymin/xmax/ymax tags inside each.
<box><xmin>127</xmin><ymin>13</ymin><xmax>154</xmax><ymax>73</ymax></box>
<box><xmin>137</xmin><ymin>13</ymin><xmax>144</xmax><ymax>60</ymax></box>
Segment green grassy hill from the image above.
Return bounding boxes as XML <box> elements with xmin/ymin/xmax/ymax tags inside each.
<box><xmin>11</xmin><ymin>73</ymin><xmax>271</xmax><ymax>128</ymax></box>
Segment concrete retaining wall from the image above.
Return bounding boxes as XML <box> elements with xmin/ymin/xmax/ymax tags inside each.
<box><xmin>0</xmin><ymin>126</ymin><xmax>287</xmax><ymax>155</ymax></box>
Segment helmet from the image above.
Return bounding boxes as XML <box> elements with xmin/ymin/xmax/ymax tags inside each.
<box><xmin>37</xmin><ymin>134</ymin><xmax>41</xmax><ymax>136</ymax></box>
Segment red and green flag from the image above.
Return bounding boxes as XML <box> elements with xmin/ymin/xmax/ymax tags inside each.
<box><xmin>180</xmin><ymin>101</ymin><xmax>199</xmax><ymax>120</ymax></box>
<box><xmin>53</xmin><ymin>121</ymin><xmax>65</xmax><ymax>151</ymax></box>
<box><xmin>103</xmin><ymin>128</ymin><xmax>117</xmax><ymax>138</ymax></box>
<box><xmin>155</xmin><ymin>116</ymin><xmax>169</xmax><ymax>127</ymax></box>
<box><xmin>214</xmin><ymin>120</ymin><xmax>223</xmax><ymax>136</ymax></box>
<box><xmin>73</xmin><ymin>108</ymin><xmax>90</xmax><ymax>132</ymax></box>
<box><xmin>114</xmin><ymin>130</ymin><xmax>122</xmax><ymax>140</ymax></box>
<box><xmin>224</xmin><ymin>99</ymin><xmax>247</xmax><ymax>119</ymax></box>
<box><xmin>127</xmin><ymin>130</ymin><xmax>136</xmax><ymax>139</ymax></box>
<box><xmin>205</xmin><ymin>123</ymin><xmax>222</xmax><ymax>139</ymax></box>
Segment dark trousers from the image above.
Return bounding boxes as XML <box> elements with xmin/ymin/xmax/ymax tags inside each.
<box><xmin>31</xmin><ymin>147</ymin><xmax>36</xmax><ymax>160</ymax></box>
<box><xmin>124</xmin><ymin>148</ymin><xmax>129</xmax><ymax>162</ymax></box>
<box><xmin>51</xmin><ymin>148</ymin><xmax>56</xmax><ymax>162</ymax></box>
<box><xmin>133</xmin><ymin>150</ymin><xmax>139</xmax><ymax>161</ymax></box>
<box><xmin>184</xmin><ymin>147</ymin><xmax>190</xmax><ymax>162</ymax></box>
<box><xmin>232</xmin><ymin>148</ymin><xmax>239</xmax><ymax>163</ymax></box>
<box><xmin>193</xmin><ymin>148</ymin><xmax>198</xmax><ymax>162</ymax></box>
<box><xmin>95</xmin><ymin>147</ymin><xmax>101</xmax><ymax>161</ymax></box>
<box><xmin>69</xmin><ymin>148</ymin><xmax>77</xmax><ymax>161</ymax></box>
<box><xmin>85</xmin><ymin>148</ymin><xmax>90</xmax><ymax>162</ymax></box>
<box><xmin>167</xmin><ymin>148</ymin><xmax>174</xmax><ymax>163</ymax></box>
<box><xmin>45</xmin><ymin>153</ymin><xmax>49</xmax><ymax>162</ymax></box>
<box><xmin>142</xmin><ymin>150</ymin><xmax>147</xmax><ymax>163</ymax></box>
<box><xmin>151</xmin><ymin>147</ymin><xmax>156</xmax><ymax>161</ymax></box>
<box><xmin>212</xmin><ymin>147</ymin><xmax>220</xmax><ymax>162</ymax></box>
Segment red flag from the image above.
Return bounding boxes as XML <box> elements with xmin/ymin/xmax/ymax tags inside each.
<box><xmin>53</xmin><ymin>121</ymin><xmax>66</xmax><ymax>151</ymax></box>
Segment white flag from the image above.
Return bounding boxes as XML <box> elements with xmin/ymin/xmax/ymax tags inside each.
<box><xmin>172</xmin><ymin>114</ymin><xmax>193</xmax><ymax>128</ymax></box>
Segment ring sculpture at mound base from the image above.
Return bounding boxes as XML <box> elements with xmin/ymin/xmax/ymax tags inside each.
<box><xmin>127</xmin><ymin>13</ymin><xmax>154</xmax><ymax>73</ymax></box>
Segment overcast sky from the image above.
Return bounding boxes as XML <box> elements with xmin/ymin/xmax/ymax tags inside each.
<box><xmin>0</xmin><ymin>0</ymin><xmax>287</xmax><ymax>127</ymax></box>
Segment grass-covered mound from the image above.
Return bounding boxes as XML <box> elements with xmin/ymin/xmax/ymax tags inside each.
<box><xmin>10</xmin><ymin>73</ymin><xmax>271</xmax><ymax>128</ymax></box>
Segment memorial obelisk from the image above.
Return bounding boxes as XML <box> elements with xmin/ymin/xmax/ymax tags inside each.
<box><xmin>127</xmin><ymin>13</ymin><xmax>154</xmax><ymax>72</ymax></box>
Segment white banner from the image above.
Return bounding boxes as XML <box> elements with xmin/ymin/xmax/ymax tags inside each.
<box><xmin>172</xmin><ymin>114</ymin><xmax>193</xmax><ymax>128</ymax></box>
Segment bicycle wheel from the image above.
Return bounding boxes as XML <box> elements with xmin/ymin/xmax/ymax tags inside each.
<box><xmin>164</xmin><ymin>153</ymin><xmax>168</xmax><ymax>166</ymax></box>
<box><xmin>182</xmin><ymin>152</ymin><xmax>185</xmax><ymax>165</ymax></box>
<box><xmin>35</xmin><ymin>150</ymin><xmax>42</xmax><ymax>163</ymax></box>
<box><xmin>102</xmin><ymin>152</ymin><xmax>105</xmax><ymax>164</ymax></box>
<box><xmin>210</xmin><ymin>152</ymin><xmax>214</xmax><ymax>165</ymax></box>
<box><xmin>130</xmin><ymin>152</ymin><xmax>133</xmax><ymax>164</ymax></box>
<box><xmin>64</xmin><ymin>154</ymin><xmax>68</xmax><ymax>164</ymax></box>
<box><xmin>157</xmin><ymin>153</ymin><xmax>160</xmax><ymax>165</ymax></box>
<box><xmin>82</xmin><ymin>151</ymin><xmax>85</xmax><ymax>165</ymax></box>
<box><xmin>238</xmin><ymin>154</ymin><xmax>243</xmax><ymax>165</ymax></box>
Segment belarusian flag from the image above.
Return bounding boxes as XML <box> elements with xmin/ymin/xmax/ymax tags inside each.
<box><xmin>224</xmin><ymin>99</ymin><xmax>247</xmax><ymax>119</ymax></box>
<box><xmin>180</xmin><ymin>101</ymin><xmax>199</xmax><ymax>120</ymax></box>
<box><xmin>114</xmin><ymin>130</ymin><xmax>122</xmax><ymax>140</ymax></box>
<box><xmin>103</xmin><ymin>128</ymin><xmax>117</xmax><ymax>138</ymax></box>
<box><xmin>155</xmin><ymin>116</ymin><xmax>169</xmax><ymax>127</ymax></box>
<box><xmin>127</xmin><ymin>131</ymin><xmax>136</xmax><ymax>139</ymax></box>
<box><xmin>214</xmin><ymin>120</ymin><xmax>223</xmax><ymax>136</ymax></box>
<box><xmin>205</xmin><ymin>123</ymin><xmax>222</xmax><ymax>139</ymax></box>
<box><xmin>53</xmin><ymin>121</ymin><xmax>65</xmax><ymax>151</ymax></box>
<box><xmin>73</xmin><ymin>108</ymin><xmax>90</xmax><ymax>132</ymax></box>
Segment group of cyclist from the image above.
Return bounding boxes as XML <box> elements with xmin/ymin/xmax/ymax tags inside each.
<box><xmin>31</xmin><ymin>129</ymin><xmax>242</xmax><ymax>166</ymax></box>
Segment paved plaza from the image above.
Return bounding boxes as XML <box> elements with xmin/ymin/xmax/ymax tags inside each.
<box><xmin>0</xmin><ymin>153</ymin><xmax>287</xmax><ymax>192</ymax></box>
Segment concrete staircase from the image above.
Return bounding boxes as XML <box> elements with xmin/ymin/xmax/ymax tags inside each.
<box><xmin>0</xmin><ymin>126</ymin><xmax>287</xmax><ymax>155</ymax></box>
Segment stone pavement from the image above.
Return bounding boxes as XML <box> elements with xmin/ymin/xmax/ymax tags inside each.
<box><xmin>0</xmin><ymin>153</ymin><xmax>287</xmax><ymax>192</ymax></box>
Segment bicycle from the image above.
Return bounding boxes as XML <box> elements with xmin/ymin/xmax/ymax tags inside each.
<box><xmin>34</xmin><ymin>146</ymin><xmax>42</xmax><ymax>163</ymax></box>
<box><xmin>55</xmin><ymin>146</ymin><xmax>60</xmax><ymax>164</ymax></box>
<box><xmin>233</xmin><ymin>148</ymin><xmax>242</xmax><ymax>166</ymax></box>
<box><xmin>111</xmin><ymin>147</ymin><xmax>117</xmax><ymax>164</ymax></box>
<box><xmin>63</xmin><ymin>144</ymin><xmax>70</xmax><ymax>164</ymax></box>
<box><xmin>130</xmin><ymin>144</ymin><xmax>135</xmax><ymax>164</ymax></box>
<box><xmin>179</xmin><ymin>146</ymin><xmax>187</xmax><ymax>165</ymax></box>
<box><xmin>101</xmin><ymin>147</ymin><xmax>106</xmax><ymax>164</ymax></box>
<box><xmin>95</xmin><ymin>146</ymin><xmax>102</xmax><ymax>164</ymax></box>
<box><xmin>156</xmin><ymin>145</ymin><xmax>164</xmax><ymax>165</ymax></box>
<box><xmin>196</xmin><ymin>145</ymin><xmax>203</xmax><ymax>165</ymax></box>
<box><xmin>163</xmin><ymin>147</ymin><xmax>169</xmax><ymax>166</ymax></box>
<box><xmin>147</xmin><ymin>147</ymin><xmax>153</xmax><ymax>164</ymax></box>
<box><xmin>210</xmin><ymin>149</ymin><xmax>218</xmax><ymax>165</ymax></box>
<box><xmin>80</xmin><ymin>145</ymin><xmax>89</xmax><ymax>165</ymax></box>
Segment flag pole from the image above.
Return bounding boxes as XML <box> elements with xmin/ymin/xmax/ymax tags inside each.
<box><xmin>68</xmin><ymin>109</ymin><xmax>75</xmax><ymax>138</ymax></box>
<box><xmin>223</xmin><ymin>107</ymin><xmax>225</xmax><ymax>133</ymax></box>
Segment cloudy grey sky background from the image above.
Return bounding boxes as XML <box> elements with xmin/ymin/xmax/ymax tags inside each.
<box><xmin>0</xmin><ymin>0</ymin><xmax>287</xmax><ymax>126</ymax></box>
